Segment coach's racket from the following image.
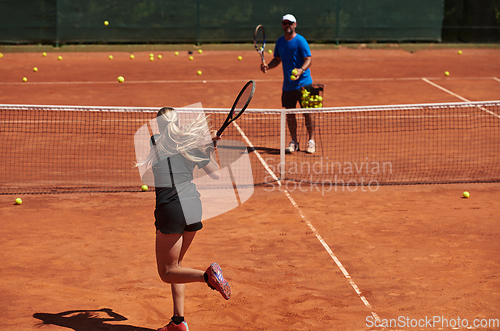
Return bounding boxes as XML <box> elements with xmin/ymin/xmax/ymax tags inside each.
<box><xmin>216</xmin><ymin>80</ymin><xmax>256</xmax><ymax>140</ymax></box>
<box><xmin>254</xmin><ymin>25</ymin><xmax>266</xmax><ymax>73</ymax></box>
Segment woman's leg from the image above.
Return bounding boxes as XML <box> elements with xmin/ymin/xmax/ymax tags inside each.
<box><xmin>156</xmin><ymin>230</ymin><xmax>205</xmax><ymax>317</ymax></box>
<box><xmin>155</xmin><ymin>230</ymin><xmax>205</xmax><ymax>283</ymax></box>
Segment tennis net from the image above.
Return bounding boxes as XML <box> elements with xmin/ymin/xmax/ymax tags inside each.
<box><xmin>1</xmin><ymin>101</ymin><xmax>499</xmax><ymax>194</ymax></box>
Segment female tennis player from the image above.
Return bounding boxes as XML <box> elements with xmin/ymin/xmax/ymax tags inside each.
<box><xmin>138</xmin><ymin>107</ymin><xmax>231</xmax><ymax>331</ymax></box>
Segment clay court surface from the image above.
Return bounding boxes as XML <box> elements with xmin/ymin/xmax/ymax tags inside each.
<box><xmin>1</xmin><ymin>46</ymin><xmax>500</xmax><ymax>330</ymax></box>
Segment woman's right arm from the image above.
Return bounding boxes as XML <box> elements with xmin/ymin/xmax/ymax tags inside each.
<box><xmin>202</xmin><ymin>149</ymin><xmax>221</xmax><ymax>180</ymax></box>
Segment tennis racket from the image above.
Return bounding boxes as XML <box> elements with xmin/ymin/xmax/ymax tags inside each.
<box><xmin>216</xmin><ymin>80</ymin><xmax>256</xmax><ymax>140</ymax></box>
<box><xmin>254</xmin><ymin>25</ymin><xmax>266</xmax><ymax>73</ymax></box>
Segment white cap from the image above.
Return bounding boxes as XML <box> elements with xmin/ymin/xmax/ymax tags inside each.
<box><xmin>282</xmin><ymin>14</ymin><xmax>296</xmax><ymax>23</ymax></box>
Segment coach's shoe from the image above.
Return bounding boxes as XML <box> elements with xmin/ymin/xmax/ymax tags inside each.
<box><xmin>306</xmin><ymin>140</ymin><xmax>316</xmax><ymax>154</ymax></box>
<box><xmin>205</xmin><ymin>262</ymin><xmax>231</xmax><ymax>300</ymax></box>
<box><xmin>286</xmin><ymin>141</ymin><xmax>300</xmax><ymax>153</ymax></box>
<box><xmin>157</xmin><ymin>320</ymin><xmax>189</xmax><ymax>331</ymax></box>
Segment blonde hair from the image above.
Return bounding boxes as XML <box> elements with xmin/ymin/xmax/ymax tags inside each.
<box><xmin>137</xmin><ymin>107</ymin><xmax>212</xmax><ymax>168</ymax></box>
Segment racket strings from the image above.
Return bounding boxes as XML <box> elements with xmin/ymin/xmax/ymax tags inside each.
<box><xmin>254</xmin><ymin>26</ymin><xmax>265</xmax><ymax>52</ymax></box>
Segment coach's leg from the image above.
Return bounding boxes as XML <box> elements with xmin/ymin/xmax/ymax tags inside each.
<box><xmin>286</xmin><ymin>113</ymin><xmax>298</xmax><ymax>143</ymax></box>
<box><xmin>304</xmin><ymin>113</ymin><xmax>315</xmax><ymax>141</ymax></box>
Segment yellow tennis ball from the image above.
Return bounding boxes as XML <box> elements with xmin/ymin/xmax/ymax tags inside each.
<box><xmin>197</xmin><ymin>70</ymin><xmax>202</xmax><ymax>75</ymax></box>
<box><xmin>291</xmin><ymin>69</ymin><xmax>298</xmax><ymax>75</ymax></box>
<box><xmin>189</xmin><ymin>56</ymin><xmax>193</xmax><ymax>61</ymax></box>
<box><xmin>15</xmin><ymin>198</ymin><xmax>23</xmax><ymax>205</ymax></box>
<box><xmin>445</xmin><ymin>71</ymin><xmax>450</xmax><ymax>76</ymax></box>
<box><xmin>149</xmin><ymin>53</ymin><xmax>154</xmax><ymax>57</ymax></box>
<box><xmin>157</xmin><ymin>54</ymin><xmax>162</xmax><ymax>59</ymax></box>
<box><xmin>58</xmin><ymin>56</ymin><xmax>62</xmax><ymax>60</ymax></box>
<box><xmin>463</xmin><ymin>191</ymin><xmax>470</xmax><ymax>198</ymax></box>
<box><xmin>130</xmin><ymin>54</ymin><xmax>135</xmax><ymax>59</ymax></box>
<box><xmin>108</xmin><ymin>55</ymin><xmax>113</xmax><ymax>60</ymax></box>
<box><xmin>237</xmin><ymin>56</ymin><xmax>242</xmax><ymax>60</ymax></box>
<box><xmin>175</xmin><ymin>51</ymin><xmax>179</xmax><ymax>56</ymax></box>
<box><xmin>150</xmin><ymin>57</ymin><xmax>154</xmax><ymax>61</ymax></box>
<box><xmin>141</xmin><ymin>185</ymin><xmax>148</xmax><ymax>192</ymax></box>
<box><xmin>290</xmin><ymin>75</ymin><xmax>296</xmax><ymax>81</ymax></box>
<box><xmin>42</xmin><ymin>52</ymin><xmax>47</xmax><ymax>57</ymax></box>
<box><xmin>117</xmin><ymin>76</ymin><xmax>124</xmax><ymax>83</ymax></box>
<box><xmin>268</xmin><ymin>49</ymin><xmax>272</xmax><ymax>54</ymax></box>
<box><xmin>22</xmin><ymin>77</ymin><xmax>27</xmax><ymax>82</ymax></box>
<box><xmin>0</xmin><ymin>53</ymin><xmax>4</xmax><ymax>58</ymax></box>
<box><xmin>458</xmin><ymin>50</ymin><xmax>462</xmax><ymax>55</ymax></box>
<box><xmin>33</xmin><ymin>67</ymin><xmax>38</xmax><ymax>72</ymax></box>
<box><xmin>104</xmin><ymin>21</ymin><xmax>109</xmax><ymax>26</ymax></box>
<box><xmin>198</xmin><ymin>49</ymin><xmax>203</xmax><ymax>54</ymax></box>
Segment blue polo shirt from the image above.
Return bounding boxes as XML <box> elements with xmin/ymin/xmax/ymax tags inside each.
<box><xmin>274</xmin><ymin>33</ymin><xmax>313</xmax><ymax>91</ymax></box>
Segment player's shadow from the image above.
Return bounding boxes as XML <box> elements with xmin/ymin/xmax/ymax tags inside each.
<box><xmin>33</xmin><ymin>308</ymin><xmax>155</xmax><ymax>331</ymax></box>
<box><xmin>250</xmin><ymin>146</ymin><xmax>280</xmax><ymax>155</ymax></box>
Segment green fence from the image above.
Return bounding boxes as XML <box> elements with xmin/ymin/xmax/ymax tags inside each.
<box><xmin>443</xmin><ymin>0</ymin><xmax>500</xmax><ymax>42</ymax></box>
<box><xmin>1</xmin><ymin>0</ymin><xmax>496</xmax><ymax>45</ymax></box>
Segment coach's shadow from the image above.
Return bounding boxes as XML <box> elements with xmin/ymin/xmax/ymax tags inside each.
<box><xmin>33</xmin><ymin>308</ymin><xmax>155</xmax><ymax>331</ymax></box>
<box><xmin>251</xmin><ymin>146</ymin><xmax>280</xmax><ymax>155</ymax></box>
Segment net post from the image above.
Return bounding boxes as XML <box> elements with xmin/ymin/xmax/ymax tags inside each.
<box><xmin>280</xmin><ymin>108</ymin><xmax>286</xmax><ymax>180</ymax></box>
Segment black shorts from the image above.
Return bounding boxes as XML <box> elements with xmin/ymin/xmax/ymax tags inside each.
<box><xmin>281</xmin><ymin>85</ymin><xmax>312</xmax><ymax>109</ymax></box>
<box><xmin>155</xmin><ymin>197</ymin><xmax>203</xmax><ymax>234</ymax></box>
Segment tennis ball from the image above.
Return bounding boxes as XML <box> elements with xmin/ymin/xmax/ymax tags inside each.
<box><xmin>175</xmin><ymin>51</ymin><xmax>179</xmax><ymax>56</ymax></box>
<box><xmin>117</xmin><ymin>76</ymin><xmax>124</xmax><ymax>83</ymax></box>
<box><xmin>198</xmin><ymin>49</ymin><xmax>203</xmax><ymax>54</ymax></box>
<box><xmin>141</xmin><ymin>185</ymin><xmax>148</xmax><ymax>192</ymax></box>
<box><xmin>33</xmin><ymin>67</ymin><xmax>38</xmax><ymax>72</ymax></box>
<box><xmin>58</xmin><ymin>56</ymin><xmax>62</xmax><ymax>60</ymax></box>
<box><xmin>189</xmin><ymin>56</ymin><xmax>193</xmax><ymax>61</ymax></box>
<box><xmin>15</xmin><ymin>198</ymin><xmax>22</xmax><ymax>205</ymax></box>
<box><xmin>149</xmin><ymin>53</ymin><xmax>154</xmax><ymax>57</ymax></box>
<box><xmin>157</xmin><ymin>54</ymin><xmax>162</xmax><ymax>59</ymax></box>
<box><xmin>268</xmin><ymin>49</ymin><xmax>272</xmax><ymax>54</ymax></box>
<box><xmin>130</xmin><ymin>54</ymin><xmax>135</xmax><ymax>59</ymax></box>
<box><xmin>42</xmin><ymin>52</ymin><xmax>47</xmax><ymax>57</ymax></box>
<box><xmin>0</xmin><ymin>53</ymin><xmax>3</xmax><ymax>58</ymax></box>
<box><xmin>22</xmin><ymin>77</ymin><xmax>27</xmax><ymax>82</ymax></box>
<box><xmin>197</xmin><ymin>70</ymin><xmax>202</xmax><ymax>75</ymax></box>
<box><xmin>150</xmin><ymin>57</ymin><xmax>154</xmax><ymax>61</ymax></box>
<box><xmin>458</xmin><ymin>50</ymin><xmax>462</xmax><ymax>55</ymax></box>
<box><xmin>445</xmin><ymin>71</ymin><xmax>450</xmax><ymax>76</ymax></box>
<box><xmin>109</xmin><ymin>55</ymin><xmax>113</xmax><ymax>60</ymax></box>
<box><xmin>290</xmin><ymin>75</ymin><xmax>296</xmax><ymax>81</ymax></box>
<box><xmin>237</xmin><ymin>56</ymin><xmax>242</xmax><ymax>60</ymax></box>
<box><xmin>292</xmin><ymin>69</ymin><xmax>298</xmax><ymax>75</ymax></box>
<box><xmin>463</xmin><ymin>191</ymin><xmax>470</xmax><ymax>198</ymax></box>
<box><xmin>104</xmin><ymin>21</ymin><xmax>109</xmax><ymax>26</ymax></box>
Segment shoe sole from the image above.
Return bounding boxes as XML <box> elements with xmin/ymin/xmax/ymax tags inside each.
<box><xmin>207</xmin><ymin>263</ymin><xmax>231</xmax><ymax>300</ymax></box>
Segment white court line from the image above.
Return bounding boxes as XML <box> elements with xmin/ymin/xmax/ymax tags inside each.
<box><xmin>495</xmin><ymin>77</ymin><xmax>500</xmax><ymax>83</ymax></box>
<box><xmin>422</xmin><ymin>78</ymin><xmax>470</xmax><ymax>102</ymax></box>
<box><xmin>422</xmin><ymin>78</ymin><xmax>500</xmax><ymax>119</ymax></box>
<box><xmin>233</xmin><ymin>121</ymin><xmax>380</xmax><ymax>322</ymax></box>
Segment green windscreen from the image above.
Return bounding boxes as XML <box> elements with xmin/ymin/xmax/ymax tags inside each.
<box><xmin>0</xmin><ymin>0</ymin><xmax>448</xmax><ymax>44</ymax></box>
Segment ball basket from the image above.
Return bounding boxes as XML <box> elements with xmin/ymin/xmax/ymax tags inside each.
<box><xmin>300</xmin><ymin>84</ymin><xmax>325</xmax><ymax>108</ymax></box>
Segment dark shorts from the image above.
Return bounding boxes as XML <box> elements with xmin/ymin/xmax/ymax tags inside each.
<box><xmin>155</xmin><ymin>197</ymin><xmax>203</xmax><ymax>234</ymax></box>
<box><xmin>281</xmin><ymin>85</ymin><xmax>312</xmax><ymax>109</ymax></box>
